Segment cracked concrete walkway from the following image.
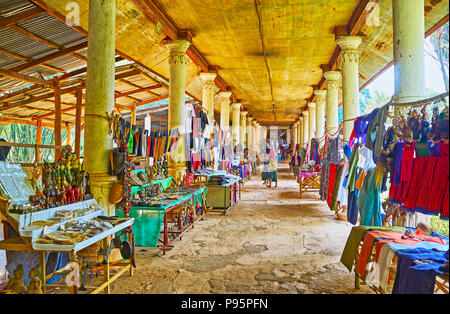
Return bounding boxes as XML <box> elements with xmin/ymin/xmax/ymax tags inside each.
<box><xmin>110</xmin><ymin>164</ymin><xmax>373</xmax><ymax>294</ymax></box>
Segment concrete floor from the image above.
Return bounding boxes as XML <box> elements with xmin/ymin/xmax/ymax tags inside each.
<box><xmin>110</xmin><ymin>164</ymin><xmax>373</xmax><ymax>294</ymax></box>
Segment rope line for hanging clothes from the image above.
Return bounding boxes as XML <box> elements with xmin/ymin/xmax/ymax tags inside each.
<box><xmin>387</xmin><ymin>92</ymin><xmax>448</xmax><ymax>108</ymax></box>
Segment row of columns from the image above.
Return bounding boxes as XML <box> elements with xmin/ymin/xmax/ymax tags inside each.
<box><xmin>291</xmin><ymin>0</ymin><xmax>425</xmax><ymax>148</ymax></box>
<box><xmin>84</xmin><ymin>0</ymin><xmax>426</xmax><ymax>214</ymax></box>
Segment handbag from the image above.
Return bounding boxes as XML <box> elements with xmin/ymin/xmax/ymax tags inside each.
<box><xmin>109</xmin><ymin>181</ymin><xmax>124</xmax><ymax>204</ymax></box>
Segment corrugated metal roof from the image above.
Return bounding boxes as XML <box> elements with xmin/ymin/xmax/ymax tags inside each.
<box><xmin>0</xmin><ymin>0</ymin><xmax>34</xmax><ymax>18</ymax></box>
<box><xmin>0</xmin><ymin>0</ymin><xmax>169</xmax><ymax>124</ymax></box>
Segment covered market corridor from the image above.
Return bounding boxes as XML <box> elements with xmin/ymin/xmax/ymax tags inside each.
<box><xmin>0</xmin><ymin>0</ymin><xmax>448</xmax><ymax>297</ymax></box>
<box><xmin>109</xmin><ymin>163</ymin><xmax>374</xmax><ymax>294</ymax></box>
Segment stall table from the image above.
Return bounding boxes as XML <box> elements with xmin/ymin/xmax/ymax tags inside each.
<box><xmin>297</xmin><ymin>171</ymin><xmax>321</xmax><ymax>198</ymax></box>
<box><xmin>120</xmin><ymin>186</ymin><xmax>207</xmax><ymax>254</ymax></box>
<box><xmin>205</xmin><ymin>177</ymin><xmax>241</xmax><ymax>214</ymax></box>
<box><xmin>0</xmin><ymin>199</ymin><xmax>135</xmax><ymax>294</ymax></box>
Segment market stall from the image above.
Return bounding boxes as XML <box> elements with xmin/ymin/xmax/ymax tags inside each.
<box><xmin>194</xmin><ymin>168</ymin><xmax>242</xmax><ymax>214</ymax></box>
<box><xmin>341</xmin><ymin>225</ymin><xmax>449</xmax><ymax>294</ymax></box>
<box><xmin>118</xmin><ymin>174</ymin><xmax>207</xmax><ymax>254</ymax></box>
<box><xmin>0</xmin><ymin>150</ymin><xmax>135</xmax><ymax>294</ymax></box>
<box><xmin>333</xmin><ymin>93</ymin><xmax>450</xmax><ymax>294</ymax></box>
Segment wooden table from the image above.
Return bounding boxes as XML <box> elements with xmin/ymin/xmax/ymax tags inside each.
<box><xmin>297</xmin><ymin>172</ymin><xmax>321</xmax><ymax>198</ymax></box>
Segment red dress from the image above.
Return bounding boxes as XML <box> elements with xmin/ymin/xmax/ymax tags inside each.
<box><xmin>327</xmin><ymin>164</ymin><xmax>338</xmax><ymax>206</ymax></box>
<box><xmin>403</xmin><ymin>157</ymin><xmax>439</xmax><ymax>212</ymax></box>
<box><xmin>425</xmin><ymin>156</ymin><xmax>449</xmax><ymax>215</ymax></box>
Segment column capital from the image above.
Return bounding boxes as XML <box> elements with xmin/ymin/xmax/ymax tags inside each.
<box><xmin>218</xmin><ymin>91</ymin><xmax>232</xmax><ymax>99</ymax></box>
<box><xmin>324</xmin><ymin>71</ymin><xmax>341</xmax><ymax>82</ymax></box>
<box><xmin>199</xmin><ymin>72</ymin><xmax>217</xmax><ymax>83</ymax></box>
<box><xmin>308</xmin><ymin>102</ymin><xmax>316</xmax><ymax>109</ymax></box>
<box><xmin>302</xmin><ymin>110</ymin><xmax>309</xmax><ymax>117</ymax></box>
<box><xmin>165</xmin><ymin>39</ymin><xmax>190</xmax><ymax>65</ymax></box>
<box><xmin>247</xmin><ymin>116</ymin><xmax>254</xmax><ymax>122</ymax></box>
<box><xmin>240</xmin><ymin>111</ymin><xmax>248</xmax><ymax>117</ymax></box>
<box><xmin>314</xmin><ymin>89</ymin><xmax>326</xmax><ymax>99</ymax></box>
<box><xmin>299</xmin><ymin>116</ymin><xmax>304</xmax><ymax>123</ymax></box>
<box><xmin>164</xmin><ymin>38</ymin><xmax>191</xmax><ymax>53</ymax></box>
<box><xmin>336</xmin><ymin>36</ymin><xmax>362</xmax><ymax>51</ymax></box>
<box><xmin>232</xmin><ymin>102</ymin><xmax>242</xmax><ymax>110</ymax></box>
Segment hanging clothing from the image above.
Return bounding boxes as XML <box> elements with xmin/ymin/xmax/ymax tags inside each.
<box><xmin>329</xmin><ymin>164</ymin><xmax>343</xmax><ymax>211</ymax></box>
<box><xmin>357</xmin><ymin>168</ymin><xmax>382</xmax><ymax>227</ymax></box>
<box><xmin>365</xmin><ymin>106</ymin><xmax>388</xmax><ymax>162</ymax></box>
<box><xmin>391</xmin><ymin>141</ymin><xmax>416</xmax><ymax>204</ymax></box>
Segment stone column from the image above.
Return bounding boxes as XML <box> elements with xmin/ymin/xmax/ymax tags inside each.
<box><xmin>308</xmin><ymin>102</ymin><xmax>316</xmax><ymax>144</ymax></box>
<box><xmin>392</xmin><ymin>0</ymin><xmax>425</xmax><ymax>115</ymax></box>
<box><xmin>252</xmin><ymin>120</ymin><xmax>258</xmax><ymax>155</ymax></box>
<box><xmin>247</xmin><ymin>116</ymin><xmax>254</xmax><ymax>159</ymax></box>
<box><xmin>199</xmin><ymin>72</ymin><xmax>217</xmax><ymax>133</ymax></box>
<box><xmin>218</xmin><ymin>91</ymin><xmax>232</xmax><ymax>132</ymax></box>
<box><xmin>314</xmin><ymin>89</ymin><xmax>326</xmax><ymax>144</ymax></box>
<box><xmin>293</xmin><ymin>122</ymin><xmax>298</xmax><ymax>146</ymax></box>
<box><xmin>240</xmin><ymin>111</ymin><xmax>247</xmax><ymax>148</ymax></box>
<box><xmin>302</xmin><ymin>110</ymin><xmax>309</xmax><ymax>146</ymax></box>
<box><xmin>165</xmin><ymin>38</ymin><xmax>191</xmax><ymax>181</ymax></box>
<box><xmin>84</xmin><ymin>0</ymin><xmax>116</xmax><ymax>215</ymax></box>
<box><xmin>336</xmin><ymin>36</ymin><xmax>362</xmax><ymax>142</ymax></box>
<box><xmin>231</xmin><ymin>102</ymin><xmax>241</xmax><ymax>148</ymax></box>
<box><xmin>324</xmin><ymin>71</ymin><xmax>341</xmax><ymax>136</ymax></box>
<box><xmin>286</xmin><ymin>128</ymin><xmax>291</xmax><ymax>145</ymax></box>
<box><xmin>298</xmin><ymin>117</ymin><xmax>303</xmax><ymax>146</ymax></box>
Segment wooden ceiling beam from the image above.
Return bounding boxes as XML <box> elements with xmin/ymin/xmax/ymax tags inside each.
<box><xmin>0</xmin><ymin>47</ymin><xmax>67</xmax><ymax>73</ymax></box>
<box><xmin>0</xmin><ymin>67</ymin><xmax>54</xmax><ymax>88</ymax></box>
<box><xmin>7</xmin><ymin>41</ymin><xmax>88</xmax><ymax>74</ymax></box>
<box><xmin>117</xmin><ymin>78</ymin><xmax>160</xmax><ymax>98</ymax></box>
<box><xmin>0</xmin><ymin>7</ymin><xmax>45</xmax><ymax>29</ymax></box>
<box><xmin>1</xmin><ymin>83</ymin><xmax>85</xmax><ymax>110</ymax></box>
<box><xmin>115</xmin><ymin>84</ymin><xmax>163</xmax><ymax>98</ymax></box>
<box><xmin>134</xmin><ymin>95</ymin><xmax>169</xmax><ymax>108</ymax></box>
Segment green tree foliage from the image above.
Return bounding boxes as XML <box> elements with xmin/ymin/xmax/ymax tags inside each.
<box><xmin>0</xmin><ymin>124</ymin><xmax>79</xmax><ymax>163</ymax></box>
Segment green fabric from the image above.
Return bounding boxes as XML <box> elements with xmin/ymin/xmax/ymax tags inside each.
<box><xmin>127</xmin><ymin>129</ymin><xmax>136</xmax><ymax>153</ymax></box>
<box><xmin>329</xmin><ymin>165</ymin><xmax>343</xmax><ymax>211</ymax></box>
<box><xmin>415</xmin><ymin>142</ymin><xmax>430</xmax><ymax>157</ymax></box>
<box><xmin>262</xmin><ymin>171</ymin><xmax>270</xmax><ymax>181</ymax></box>
<box><xmin>269</xmin><ymin>170</ymin><xmax>277</xmax><ymax>182</ymax></box>
<box><xmin>345</xmin><ymin>145</ymin><xmax>359</xmax><ymax>192</ymax></box>
<box><xmin>130</xmin><ymin>176</ymin><xmax>173</xmax><ymax>195</ymax></box>
<box><xmin>340</xmin><ymin>225</ymin><xmax>406</xmax><ymax>272</ymax></box>
<box><xmin>366</xmin><ymin>106</ymin><xmax>388</xmax><ymax>159</ymax></box>
<box><xmin>357</xmin><ymin>169</ymin><xmax>382</xmax><ymax>227</ymax></box>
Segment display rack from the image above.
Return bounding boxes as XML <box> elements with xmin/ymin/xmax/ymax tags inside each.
<box><xmin>0</xmin><ymin>163</ymin><xmax>135</xmax><ymax>294</ymax></box>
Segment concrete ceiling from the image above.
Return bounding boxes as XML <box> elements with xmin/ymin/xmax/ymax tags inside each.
<box><xmin>38</xmin><ymin>0</ymin><xmax>449</xmax><ymax>126</ymax></box>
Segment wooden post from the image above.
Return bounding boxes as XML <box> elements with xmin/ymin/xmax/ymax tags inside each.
<box><xmin>66</xmin><ymin>123</ymin><xmax>72</xmax><ymax>146</ymax></box>
<box><xmin>35</xmin><ymin>119</ymin><xmax>42</xmax><ymax>163</ymax></box>
<box><xmin>54</xmin><ymin>78</ymin><xmax>62</xmax><ymax>159</ymax></box>
<box><xmin>75</xmin><ymin>89</ymin><xmax>82</xmax><ymax>158</ymax></box>
<box><xmin>131</xmin><ymin>104</ymin><xmax>136</xmax><ymax>128</ymax></box>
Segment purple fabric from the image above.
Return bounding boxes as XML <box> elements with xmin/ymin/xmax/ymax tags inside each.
<box><xmin>427</xmin><ymin>141</ymin><xmax>442</xmax><ymax>157</ymax></box>
<box><xmin>391</xmin><ymin>141</ymin><xmax>405</xmax><ymax>185</ymax></box>
<box><xmin>352</xmin><ymin>108</ymin><xmax>379</xmax><ymax>146</ymax></box>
